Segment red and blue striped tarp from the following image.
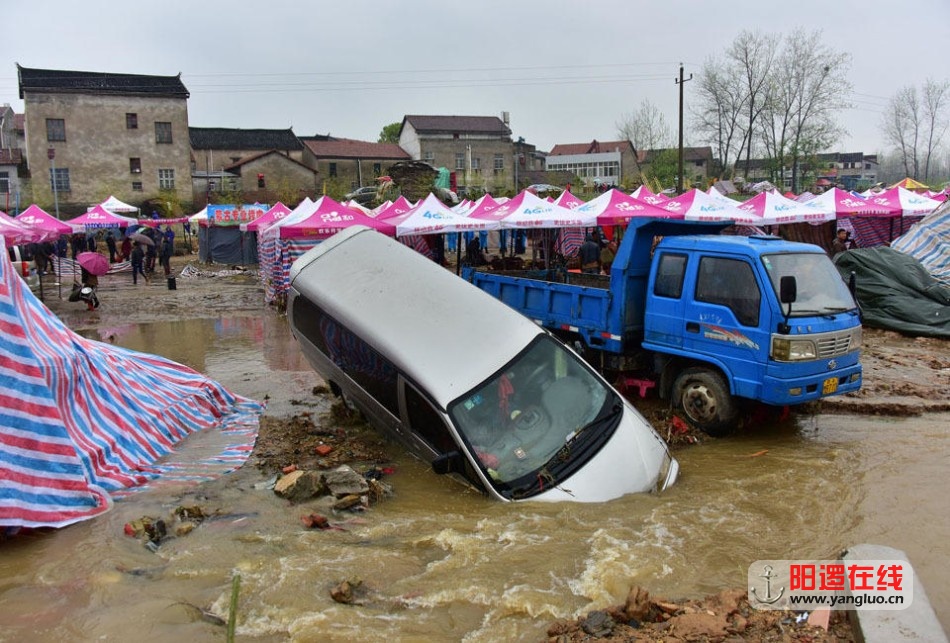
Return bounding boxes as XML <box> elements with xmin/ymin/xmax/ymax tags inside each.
<box><xmin>0</xmin><ymin>238</ymin><xmax>262</xmax><ymax>529</ymax></box>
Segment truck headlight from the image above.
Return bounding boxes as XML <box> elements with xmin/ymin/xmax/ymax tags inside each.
<box><xmin>850</xmin><ymin>326</ymin><xmax>862</xmax><ymax>351</ymax></box>
<box><xmin>771</xmin><ymin>337</ymin><xmax>817</xmax><ymax>361</ymax></box>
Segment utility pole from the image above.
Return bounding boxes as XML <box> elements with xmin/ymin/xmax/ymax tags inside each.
<box><xmin>675</xmin><ymin>63</ymin><xmax>693</xmax><ymax>194</ymax></box>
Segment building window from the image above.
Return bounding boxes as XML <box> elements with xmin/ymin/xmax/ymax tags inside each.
<box><xmin>46</xmin><ymin>118</ymin><xmax>66</xmax><ymax>142</ymax></box>
<box><xmin>126</xmin><ymin>113</ymin><xmax>138</xmax><ymax>129</ymax></box>
<box><xmin>0</xmin><ymin>171</ymin><xmax>8</xmax><ymax>193</ymax></box>
<box><xmin>49</xmin><ymin>167</ymin><xmax>70</xmax><ymax>192</ymax></box>
<box><xmin>471</xmin><ymin>157</ymin><xmax>481</xmax><ymax>174</ymax></box>
<box><xmin>155</xmin><ymin>122</ymin><xmax>173</xmax><ymax>144</ymax></box>
<box><xmin>423</xmin><ymin>151</ymin><xmax>435</xmax><ymax>165</ymax></box>
<box><xmin>132</xmin><ymin>181</ymin><xmax>143</xmax><ymax>191</ymax></box>
<box><xmin>130</xmin><ymin>157</ymin><xmax>142</xmax><ymax>174</ymax></box>
<box><xmin>455</xmin><ymin>152</ymin><xmax>464</xmax><ymax>170</ymax></box>
<box><xmin>373</xmin><ymin>162</ymin><xmax>382</xmax><ymax>176</ymax></box>
<box><xmin>329</xmin><ymin>162</ymin><xmax>337</xmax><ymax>177</ymax></box>
<box><xmin>158</xmin><ymin>168</ymin><xmax>175</xmax><ymax>190</ymax></box>
<box><xmin>493</xmin><ymin>153</ymin><xmax>504</xmax><ymax>175</ymax></box>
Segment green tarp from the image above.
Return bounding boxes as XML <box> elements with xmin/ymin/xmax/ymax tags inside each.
<box><xmin>835</xmin><ymin>246</ymin><xmax>950</xmax><ymax>338</ymax></box>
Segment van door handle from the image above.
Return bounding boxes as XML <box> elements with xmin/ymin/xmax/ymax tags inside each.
<box><xmin>686</xmin><ymin>322</ymin><xmax>700</xmax><ymax>333</ymax></box>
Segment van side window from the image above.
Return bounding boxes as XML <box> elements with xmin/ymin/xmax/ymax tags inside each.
<box><xmin>292</xmin><ymin>297</ymin><xmax>399</xmax><ymax>415</ymax></box>
<box><xmin>695</xmin><ymin>256</ymin><xmax>761</xmax><ymax>327</ymax></box>
<box><xmin>403</xmin><ymin>384</ymin><xmax>456</xmax><ymax>454</ymax></box>
<box><xmin>654</xmin><ymin>253</ymin><xmax>687</xmax><ymax>298</ymax></box>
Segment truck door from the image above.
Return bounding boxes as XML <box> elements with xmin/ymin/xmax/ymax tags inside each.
<box><xmin>682</xmin><ymin>255</ymin><xmax>771</xmax><ymax>400</ymax></box>
<box><xmin>644</xmin><ymin>252</ymin><xmax>689</xmax><ymax>348</ymax></box>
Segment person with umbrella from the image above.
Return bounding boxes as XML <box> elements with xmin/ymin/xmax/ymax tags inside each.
<box><xmin>75</xmin><ymin>251</ymin><xmax>108</xmax><ymax>310</ymax></box>
<box><xmin>130</xmin><ymin>243</ymin><xmax>148</xmax><ymax>285</ymax></box>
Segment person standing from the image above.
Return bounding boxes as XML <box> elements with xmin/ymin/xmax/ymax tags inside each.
<box><xmin>120</xmin><ymin>234</ymin><xmax>132</xmax><ymax>261</ymax></box>
<box><xmin>159</xmin><ymin>235</ymin><xmax>173</xmax><ymax>276</ymax></box>
<box><xmin>831</xmin><ymin>228</ymin><xmax>851</xmax><ymax>257</ymax></box>
<box><xmin>130</xmin><ymin>243</ymin><xmax>148</xmax><ymax>285</ymax></box>
<box><xmin>579</xmin><ymin>232</ymin><xmax>602</xmax><ymax>274</ymax></box>
<box><xmin>105</xmin><ymin>230</ymin><xmax>118</xmax><ymax>263</ymax></box>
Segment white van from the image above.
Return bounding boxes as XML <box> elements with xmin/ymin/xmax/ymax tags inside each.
<box><xmin>287</xmin><ymin>226</ymin><xmax>678</xmax><ymax>502</ymax></box>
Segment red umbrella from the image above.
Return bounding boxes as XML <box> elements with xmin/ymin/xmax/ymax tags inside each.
<box><xmin>77</xmin><ymin>252</ymin><xmax>110</xmax><ymax>276</ymax></box>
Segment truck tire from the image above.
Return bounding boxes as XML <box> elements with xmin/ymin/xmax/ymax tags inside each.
<box><xmin>673</xmin><ymin>367</ymin><xmax>738</xmax><ymax>436</ymax></box>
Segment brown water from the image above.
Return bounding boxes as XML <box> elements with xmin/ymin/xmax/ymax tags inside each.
<box><xmin>1</xmin><ymin>317</ymin><xmax>947</xmax><ymax>642</ymax></box>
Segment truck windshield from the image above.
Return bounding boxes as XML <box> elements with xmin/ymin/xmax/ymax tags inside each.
<box><xmin>448</xmin><ymin>336</ymin><xmax>617</xmax><ymax>499</ymax></box>
<box><xmin>762</xmin><ymin>252</ymin><xmax>857</xmax><ymax>317</ymax></box>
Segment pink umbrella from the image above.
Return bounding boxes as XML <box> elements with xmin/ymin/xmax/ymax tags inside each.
<box><xmin>77</xmin><ymin>252</ymin><xmax>110</xmax><ymax>276</ymax></box>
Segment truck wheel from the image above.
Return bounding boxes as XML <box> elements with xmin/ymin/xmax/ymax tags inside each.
<box><xmin>673</xmin><ymin>368</ymin><xmax>738</xmax><ymax>436</ymax></box>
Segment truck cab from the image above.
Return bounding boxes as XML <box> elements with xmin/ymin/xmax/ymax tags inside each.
<box><xmin>644</xmin><ymin>234</ymin><xmax>862</xmax><ymax>433</ymax></box>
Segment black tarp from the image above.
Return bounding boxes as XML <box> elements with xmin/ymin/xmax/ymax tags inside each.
<box><xmin>834</xmin><ymin>246</ymin><xmax>950</xmax><ymax>338</ymax></box>
<box><xmin>197</xmin><ymin>226</ymin><xmax>245</xmax><ymax>264</ymax></box>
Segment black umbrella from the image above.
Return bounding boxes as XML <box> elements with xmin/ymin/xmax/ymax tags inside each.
<box><xmin>129</xmin><ymin>232</ymin><xmax>155</xmax><ymax>246</ymax></box>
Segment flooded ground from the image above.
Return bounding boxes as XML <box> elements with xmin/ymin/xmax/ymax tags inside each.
<box><xmin>2</xmin><ymin>314</ymin><xmax>947</xmax><ymax>642</ymax></box>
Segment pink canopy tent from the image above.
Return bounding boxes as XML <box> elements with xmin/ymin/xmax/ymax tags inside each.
<box><xmin>735</xmin><ymin>191</ymin><xmax>833</xmax><ymax>225</ymax></box>
<box><xmin>862</xmin><ymin>187</ymin><xmax>942</xmax><ymax>216</ymax></box>
<box><xmin>578</xmin><ymin>188</ymin><xmax>674</xmax><ymax>226</ymax></box>
<box><xmin>64</xmin><ymin>205</ymin><xmax>137</xmax><ymax>231</ymax></box>
<box><xmin>661</xmin><ymin>189</ymin><xmax>760</xmax><ymax>223</ymax></box>
<box><xmin>391</xmin><ymin>193</ymin><xmax>496</xmax><ymax>237</ymax></box>
<box><xmin>470</xmin><ymin>190</ymin><xmax>595</xmax><ymax>229</ymax></box>
<box><xmin>375</xmin><ymin>195</ymin><xmax>415</xmax><ymax>220</ymax></box>
<box><xmin>804</xmin><ymin>187</ymin><xmax>899</xmax><ymax>218</ymax></box>
<box><xmin>16</xmin><ymin>204</ymin><xmax>73</xmax><ymax>242</ymax></box>
<box><xmin>553</xmin><ymin>190</ymin><xmax>584</xmax><ymax>209</ymax></box>
<box><xmin>0</xmin><ymin>211</ymin><xmax>38</xmax><ymax>244</ymax></box>
<box><xmin>275</xmin><ymin>196</ymin><xmax>395</xmax><ymax>239</ymax></box>
<box><xmin>464</xmin><ymin>194</ymin><xmax>504</xmax><ymax>222</ymax></box>
<box><xmin>240</xmin><ymin>202</ymin><xmax>292</xmax><ymax>232</ymax></box>
<box><xmin>630</xmin><ymin>185</ymin><xmax>671</xmax><ymax>206</ymax></box>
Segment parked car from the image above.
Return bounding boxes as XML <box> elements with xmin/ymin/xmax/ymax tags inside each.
<box><xmin>287</xmin><ymin>226</ymin><xmax>679</xmax><ymax>503</ymax></box>
<box><xmin>8</xmin><ymin>245</ymin><xmax>40</xmax><ymax>293</ymax></box>
<box><xmin>343</xmin><ymin>186</ymin><xmax>379</xmax><ymax>206</ymax></box>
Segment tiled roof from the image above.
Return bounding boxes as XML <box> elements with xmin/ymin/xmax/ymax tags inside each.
<box><xmin>548</xmin><ymin>140</ymin><xmax>634</xmax><ymax>156</ymax></box>
<box><xmin>189</xmin><ymin>127</ymin><xmax>303</xmax><ymax>151</ymax></box>
<box><xmin>222</xmin><ymin>149</ymin><xmax>317</xmax><ymax>174</ymax></box>
<box><xmin>303</xmin><ymin>138</ymin><xmax>409</xmax><ymax>160</ymax></box>
<box><xmin>17</xmin><ymin>65</ymin><xmax>189</xmax><ymax>99</ymax></box>
<box><xmin>402</xmin><ymin>115</ymin><xmax>511</xmax><ymax>136</ymax></box>
<box><xmin>13</xmin><ymin>114</ymin><xmax>24</xmax><ymax>131</ymax></box>
<box><xmin>0</xmin><ymin>148</ymin><xmax>23</xmax><ymax>164</ymax></box>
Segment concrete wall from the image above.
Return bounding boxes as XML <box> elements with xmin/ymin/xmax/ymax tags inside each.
<box><xmin>23</xmin><ymin>92</ymin><xmax>192</xmax><ymax>213</ymax></box>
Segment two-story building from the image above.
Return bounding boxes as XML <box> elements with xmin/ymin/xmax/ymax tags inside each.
<box><xmin>17</xmin><ymin>65</ymin><xmax>193</xmax><ymax>214</ymax></box>
<box><xmin>300</xmin><ymin>137</ymin><xmax>410</xmax><ymax>191</ymax></box>
<box><xmin>545</xmin><ymin>139</ymin><xmax>638</xmax><ymax>188</ymax></box>
<box><xmin>397</xmin><ymin>115</ymin><xmax>517</xmax><ymax>193</ymax></box>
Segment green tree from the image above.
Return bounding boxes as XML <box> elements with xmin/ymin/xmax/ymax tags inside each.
<box><xmin>378</xmin><ymin>122</ymin><xmax>401</xmax><ymax>143</ymax></box>
<box><xmin>643</xmin><ymin>149</ymin><xmax>679</xmax><ymax>190</ymax></box>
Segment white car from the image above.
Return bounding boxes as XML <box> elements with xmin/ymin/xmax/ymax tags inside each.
<box><xmin>8</xmin><ymin>245</ymin><xmax>41</xmax><ymax>293</ymax></box>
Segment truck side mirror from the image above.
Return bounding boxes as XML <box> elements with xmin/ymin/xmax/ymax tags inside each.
<box><xmin>779</xmin><ymin>276</ymin><xmax>797</xmax><ymax>304</ymax></box>
<box><xmin>432</xmin><ymin>451</ymin><xmax>466</xmax><ymax>475</ymax></box>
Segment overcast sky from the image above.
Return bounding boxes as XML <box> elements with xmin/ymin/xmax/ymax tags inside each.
<box><xmin>3</xmin><ymin>0</ymin><xmax>949</xmax><ymax>158</ymax></box>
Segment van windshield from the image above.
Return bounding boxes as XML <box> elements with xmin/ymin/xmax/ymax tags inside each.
<box><xmin>448</xmin><ymin>336</ymin><xmax>617</xmax><ymax>498</ymax></box>
<box><xmin>762</xmin><ymin>252</ymin><xmax>857</xmax><ymax>317</ymax></box>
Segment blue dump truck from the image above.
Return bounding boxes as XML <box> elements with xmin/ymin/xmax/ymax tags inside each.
<box><xmin>463</xmin><ymin>218</ymin><xmax>863</xmax><ymax>435</ymax></box>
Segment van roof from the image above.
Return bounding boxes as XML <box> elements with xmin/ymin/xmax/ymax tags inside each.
<box><xmin>289</xmin><ymin>226</ymin><xmax>544</xmax><ymax>407</ymax></box>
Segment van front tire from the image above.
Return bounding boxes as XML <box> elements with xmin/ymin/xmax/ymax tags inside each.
<box><xmin>673</xmin><ymin>367</ymin><xmax>738</xmax><ymax>437</ymax></box>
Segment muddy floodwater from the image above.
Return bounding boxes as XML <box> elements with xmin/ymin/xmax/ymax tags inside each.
<box><xmin>2</xmin><ymin>315</ymin><xmax>948</xmax><ymax>642</ymax></box>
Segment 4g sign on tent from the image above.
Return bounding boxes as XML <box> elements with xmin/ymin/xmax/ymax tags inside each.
<box><xmin>207</xmin><ymin>204</ymin><xmax>269</xmax><ymax>226</ymax></box>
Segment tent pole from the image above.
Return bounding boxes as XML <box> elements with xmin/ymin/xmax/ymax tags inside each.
<box><xmin>455</xmin><ymin>232</ymin><xmax>461</xmax><ymax>276</ymax></box>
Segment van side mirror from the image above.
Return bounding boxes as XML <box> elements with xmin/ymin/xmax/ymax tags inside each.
<box><xmin>432</xmin><ymin>451</ymin><xmax>466</xmax><ymax>475</ymax></box>
<box><xmin>779</xmin><ymin>276</ymin><xmax>797</xmax><ymax>304</ymax></box>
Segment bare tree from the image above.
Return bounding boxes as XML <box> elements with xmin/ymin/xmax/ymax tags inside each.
<box><xmin>691</xmin><ymin>55</ymin><xmax>746</xmax><ymax>179</ymax></box>
<box><xmin>922</xmin><ymin>79</ymin><xmax>950</xmax><ymax>180</ymax></box>
<box><xmin>760</xmin><ymin>29</ymin><xmax>851</xmax><ymax>192</ymax></box>
<box><xmin>883</xmin><ymin>85</ymin><xmax>922</xmax><ymax>178</ymax></box>
<box><xmin>728</xmin><ymin>31</ymin><xmax>777</xmax><ymax>180</ymax></box>
<box><xmin>617</xmin><ymin>98</ymin><xmax>674</xmax><ymax>174</ymax></box>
